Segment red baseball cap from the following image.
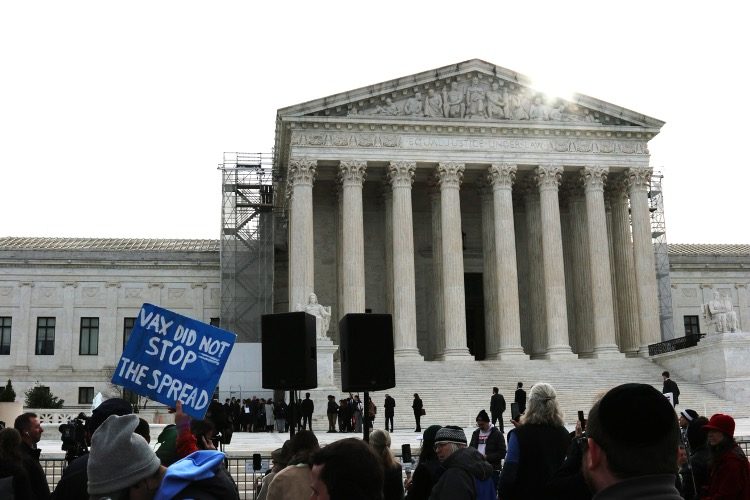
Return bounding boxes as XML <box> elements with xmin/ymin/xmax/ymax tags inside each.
<box><xmin>703</xmin><ymin>413</ymin><xmax>735</xmax><ymax>437</ymax></box>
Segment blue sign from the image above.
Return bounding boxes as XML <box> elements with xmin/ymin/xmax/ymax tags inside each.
<box><xmin>112</xmin><ymin>303</ymin><xmax>236</xmax><ymax>419</ymax></box>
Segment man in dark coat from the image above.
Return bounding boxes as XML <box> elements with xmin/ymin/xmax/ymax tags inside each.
<box><xmin>490</xmin><ymin>387</ymin><xmax>506</xmax><ymax>432</ymax></box>
<box><xmin>514</xmin><ymin>382</ymin><xmax>526</xmax><ymax>415</ymax></box>
<box><xmin>301</xmin><ymin>392</ymin><xmax>315</xmax><ymax>431</ymax></box>
<box><xmin>583</xmin><ymin>383</ymin><xmax>682</xmax><ymax>499</ymax></box>
<box><xmin>384</xmin><ymin>394</ymin><xmax>396</xmax><ymax>432</ymax></box>
<box><xmin>430</xmin><ymin>426</ymin><xmax>494</xmax><ymax>499</ymax></box>
<box><xmin>662</xmin><ymin>371</ymin><xmax>680</xmax><ymax>407</ymax></box>
<box><xmin>14</xmin><ymin>412</ymin><xmax>50</xmax><ymax>500</ymax></box>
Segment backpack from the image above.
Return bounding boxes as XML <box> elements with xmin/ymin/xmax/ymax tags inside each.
<box><xmin>474</xmin><ymin>476</ymin><xmax>496</xmax><ymax>500</ymax></box>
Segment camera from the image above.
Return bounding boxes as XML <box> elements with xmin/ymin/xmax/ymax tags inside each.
<box><xmin>59</xmin><ymin>412</ymin><xmax>89</xmax><ymax>463</ymax></box>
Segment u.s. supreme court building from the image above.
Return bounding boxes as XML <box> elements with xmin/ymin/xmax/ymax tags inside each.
<box><xmin>2</xmin><ymin>59</ymin><xmax>749</xmax><ymax>411</ymax></box>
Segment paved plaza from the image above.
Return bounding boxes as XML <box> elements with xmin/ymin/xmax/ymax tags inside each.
<box><xmin>37</xmin><ymin>418</ymin><xmax>750</xmax><ymax>459</ymax></box>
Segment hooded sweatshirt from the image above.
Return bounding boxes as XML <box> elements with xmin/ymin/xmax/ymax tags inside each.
<box><xmin>154</xmin><ymin>450</ymin><xmax>239</xmax><ymax>500</ymax></box>
<box><xmin>428</xmin><ymin>447</ymin><xmax>494</xmax><ymax>500</ymax></box>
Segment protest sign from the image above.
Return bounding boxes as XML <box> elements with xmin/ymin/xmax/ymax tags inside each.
<box><xmin>112</xmin><ymin>303</ymin><xmax>236</xmax><ymax>419</ymax></box>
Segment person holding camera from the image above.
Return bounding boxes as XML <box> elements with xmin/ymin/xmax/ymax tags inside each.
<box><xmin>51</xmin><ymin>397</ymin><xmax>133</xmax><ymax>500</ymax></box>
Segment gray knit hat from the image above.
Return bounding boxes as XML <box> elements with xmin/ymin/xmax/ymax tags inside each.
<box><xmin>87</xmin><ymin>414</ymin><xmax>162</xmax><ymax>495</ymax></box>
<box><xmin>434</xmin><ymin>425</ymin><xmax>467</xmax><ymax>445</ymax></box>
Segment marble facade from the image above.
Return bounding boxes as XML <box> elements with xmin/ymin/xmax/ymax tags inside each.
<box><xmin>275</xmin><ymin>59</ymin><xmax>664</xmax><ymax>360</ymax></box>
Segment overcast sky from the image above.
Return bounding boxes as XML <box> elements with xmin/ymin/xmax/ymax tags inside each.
<box><xmin>1</xmin><ymin>1</ymin><xmax>748</xmax><ymax>243</ymax></box>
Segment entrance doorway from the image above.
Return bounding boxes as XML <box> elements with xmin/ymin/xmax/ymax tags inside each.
<box><xmin>464</xmin><ymin>273</ymin><xmax>486</xmax><ymax>360</ymax></box>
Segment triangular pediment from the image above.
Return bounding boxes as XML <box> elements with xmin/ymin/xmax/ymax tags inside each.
<box><xmin>277</xmin><ymin>59</ymin><xmax>663</xmax><ymax>129</ymax></box>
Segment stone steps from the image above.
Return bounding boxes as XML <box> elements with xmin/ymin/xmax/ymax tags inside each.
<box><xmin>302</xmin><ymin>357</ymin><xmax>750</xmax><ymax>429</ymax></box>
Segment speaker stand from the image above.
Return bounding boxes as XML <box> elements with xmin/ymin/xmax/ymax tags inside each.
<box><xmin>363</xmin><ymin>390</ymin><xmax>370</xmax><ymax>443</ymax></box>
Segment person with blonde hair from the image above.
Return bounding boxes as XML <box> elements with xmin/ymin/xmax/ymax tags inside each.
<box><xmin>498</xmin><ymin>382</ymin><xmax>571</xmax><ymax>499</ymax></box>
<box><xmin>369</xmin><ymin>429</ymin><xmax>404</xmax><ymax>500</ymax></box>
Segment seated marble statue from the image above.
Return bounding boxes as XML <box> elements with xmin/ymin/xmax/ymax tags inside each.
<box><xmin>297</xmin><ymin>292</ymin><xmax>331</xmax><ymax>339</ymax></box>
<box><xmin>703</xmin><ymin>291</ymin><xmax>738</xmax><ymax>333</ymax></box>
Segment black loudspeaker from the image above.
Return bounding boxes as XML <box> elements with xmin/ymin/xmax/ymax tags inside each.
<box><xmin>261</xmin><ymin>312</ymin><xmax>317</xmax><ymax>389</ymax></box>
<box><xmin>252</xmin><ymin>453</ymin><xmax>262</xmax><ymax>471</ymax></box>
<box><xmin>339</xmin><ymin>313</ymin><xmax>395</xmax><ymax>392</ymax></box>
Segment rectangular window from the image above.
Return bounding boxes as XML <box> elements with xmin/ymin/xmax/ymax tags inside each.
<box><xmin>209</xmin><ymin>317</ymin><xmax>220</xmax><ymax>328</ymax></box>
<box><xmin>78</xmin><ymin>387</ymin><xmax>95</xmax><ymax>404</ymax></box>
<box><xmin>35</xmin><ymin>317</ymin><xmax>55</xmax><ymax>355</ymax></box>
<box><xmin>79</xmin><ymin>317</ymin><xmax>99</xmax><ymax>355</ymax></box>
<box><xmin>123</xmin><ymin>317</ymin><xmax>136</xmax><ymax>348</ymax></box>
<box><xmin>0</xmin><ymin>317</ymin><xmax>11</xmax><ymax>355</ymax></box>
<box><xmin>684</xmin><ymin>315</ymin><xmax>700</xmax><ymax>335</ymax></box>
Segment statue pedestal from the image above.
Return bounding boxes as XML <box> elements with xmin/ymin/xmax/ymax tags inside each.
<box><xmin>316</xmin><ymin>338</ymin><xmax>339</xmax><ymax>388</ymax></box>
<box><xmin>652</xmin><ymin>331</ymin><xmax>750</xmax><ymax>403</ymax></box>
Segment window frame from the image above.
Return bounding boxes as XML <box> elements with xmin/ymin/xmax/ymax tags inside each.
<box><xmin>0</xmin><ymin>316</ymin><xmax>11</xmax><ymax>355</ymax></box>
<box><xmin>79</xmin><ymin>317</ymin><xmax>99</xmax><ymax>355</ymax></box>
<box><xmin>78</xmin><ymin>386</ymin><xmax>95</xmax><ymax>404</ymax></box>
<box><xmin>123</xmin><ymin>317</ymin><xmax>136</xmax><ymax>349</ymax></box>
<box><xmin>35</xmin><ymin>317</ymin><xmax>56</xmax><ymax>355</ymax></box>
<box><xmin>683</xmin><ymin>315</ymin><xmax>701</xmax><ymax>335</ymax></box>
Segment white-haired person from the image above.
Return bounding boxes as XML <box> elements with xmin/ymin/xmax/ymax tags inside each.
<box><xmin>498</xmin><ymin>382</ymin><xmax>571</xmax><ymax>500</ymax></box>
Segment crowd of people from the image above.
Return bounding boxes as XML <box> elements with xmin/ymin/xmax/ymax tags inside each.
<box><xmin>0</xmin><ymin>378</ymin><xmax>749</xmax><ymax>499</ymax></box>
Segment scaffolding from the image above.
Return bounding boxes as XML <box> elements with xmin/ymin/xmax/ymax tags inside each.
<box><xmin>219</xmin><ymin>153</ymin><xmax>275</xmax><ymax>342</ymax></box>
<box><xmin>649</xmin><ymin>168</ymin><xmax>675</xmax><ymax>340</ymax></box>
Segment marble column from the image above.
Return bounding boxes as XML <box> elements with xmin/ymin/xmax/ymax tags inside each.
<box><xmin>191</xmin><ymin>282</ymin><xmax>207</xmax><ymax>322</ymax></box>
<box><xmin>625</xmin><ymin>168</ymin><xmax>661</xmax><ymax>352</ymax></box>
<box><xmin>605</xmin><ymin>198</ymin><xmax>621</xmax><ymax>349</ymax></box>
<box><xmin>339</xmin><ymin>160</ymin><xmax>367</xmax><ymax>314</ymax></box>
<box><xmin>581</xmin><ymin>166</ymin><xmax>621</xmax><ymax>358</ymax></box>
<box><xmin>478</xmin><ymin>179</ymin><xmax>499</xmax><ymax>358</ymax></box>
<box><xmin>524</xmin><ymin>187</ymin><xmax>546</xmax><ymax>358</ymax></box>
<box><xmin>14</xmin><ymin>281</ymin><xmax>33</xmax><ymax>371</ymax></box>
<box><xmin>336</xmin><ymin>185</ymin><xmax>344</xmax><ymax>322</ymax></box>
<box><xmin>488</xmin><ymin>164</ymin><xmax>526</xmax><ymax>359</ymax></box>
<box><xmin>736</xmin><ymin>284</ymin><xmax>750</xmax><ymax>331</ymax></box>
<box><xmin>60</xmin><ymin>281</ymin><xmax>77</xmax><ymax>370</ymax></box>
<box><xmin>536</xmin><ymin>165</ymin><xmax>575</xmax><ymax>358</ymax></box>
<box><xmin>383</xmin><ymin>186</ymin><xmax>394</xmax><ymax>317</ymax></box>
<box><xmin>429</xmin><ymin>185</ymin><xmax>446</xmax><ymax>359</ymax></box>
<box><xmin>104</xmin><ymin>282</ymin><xmax>121</xmax><ymax>368</ymax></box>
<box><xmin>288</xmin><ymin>158</ymin><xmax>317</xmax><ymax>311</ymax></box>
<box><xmin>389</xmin><ymin>161</ymin><xmax>421</xmax><ymax>358</ymax></box>
<box><xmin>437</xmin><ymin>162</ymin><xmax>471</xmax><ymax>359</ymax></box>
<box><xmin>569</xmin><ymin>191</ymin><xmax>594</xmax><ymax>357</ymax></box>
<box><xmin>609</xmin><ymin>181</ymin><xmax>640</xmax><ymax>355</ymax></box>
<box><xmin>513</xmin><ymin>197</ymin><xmax>531</xmax><ymax>352</ymax></box>
<box><xmin>559</xmin><ymin>187</ymin><xmax>577</xmax><ymax>352</ymax></box>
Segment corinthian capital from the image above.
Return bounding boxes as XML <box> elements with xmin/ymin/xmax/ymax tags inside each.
<box><xmin>388</xmin><ymin>161</ymin><xmax>416</xmax><ymax>189</ymax></box>
<box><xmin>288</xmin><ymin>158</ymin><xmax>317</xmax><ymax>187</ymax></box>
<box><xmin>624</xmin><ymin>168</ymin><xmax>652</xmax><ymax>193</ymax></box>
<box><xmin>339</xmin><ymin>160</ymin><xmax>367</xmax><ymax>186</ymax></box>
<box><xmin>535</xmin><ymin>164</ymin><xmax>563</xmax><ymax>191</ymax></box>
<box><xmin>581</xmin><ymin>165</ymin><xmax>608</xmax><ymax>192</ymax></box>
<box><xmin>488</xmin><ymin>163</ymin><xmax>517</xmax><ymax>190</ymax></box>
<box><xmin>436</xmin><ymin>162</ymin><xmax>464</xmax><ymax>189</ymax></box>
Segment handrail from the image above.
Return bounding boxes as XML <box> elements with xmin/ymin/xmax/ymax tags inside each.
<box><xmin>648</xmin><ymin>333</ymin><xmax>705</xmax><ymax>356</ymax></box>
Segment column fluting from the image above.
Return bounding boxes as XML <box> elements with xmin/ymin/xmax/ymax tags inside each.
<box><xmin>288</xmin><ymin>158</ymin><xmax>317</xmax><ymax>311</ymax></box>
<box><xmin>339</xmin><ymin>160</ymin><xmax>367</xmax><ymax>314</ymax></box>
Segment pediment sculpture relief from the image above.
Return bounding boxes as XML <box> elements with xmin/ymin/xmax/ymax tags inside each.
<box><xmin>336</xmin><ymin>75</ymin><xmax>612</xmax><ymax>124</ymax></box>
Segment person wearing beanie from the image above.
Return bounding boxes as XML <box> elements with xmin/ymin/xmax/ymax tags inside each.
<box><xmin>499</xmin><ymin>382</ymin><xmax>571</xmax><ymax>500</ymax></box>
<box><xmin>87</xmin><ymin>405</ymin><xmax>239</xmax><ymax>500</ymax></box>
<box><xmin>582</xmin><ymin>383</ymin><xmax>682</xmax><ymax>499</ymax></box>
<box><xmin>429</xmin><ymin>425</ymin><xmax>494</xmax><ymax>499</ymax></box>
<box><xmin>51</xmin><ymin>397</ymin><xmax>133</xmax><ymax>500</ymax></box>
<box><xmin>681</xmin><ymin>416</ymin><xmax>710</xmax><ymax>500</ymax></box>
<box><xmin>702</xmin><ymin>413</ymin><xmax>750</xmax><ymax>498</ymax></box>
<box><xmin>679</xmin><ymin>409</ymin><xmax>699</xmax><ymax>445</ymax></box>
<box><xmin>469</xmin><ymin>409</ymin><xmax>506</xmax><ymax>485</ymax></box>
<box><xmin>406</xmin><ymin>425</ymin><xmax>443</xmax><ymax>500</ymax></box>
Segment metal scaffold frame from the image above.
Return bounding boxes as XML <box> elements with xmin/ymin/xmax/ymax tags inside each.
<box><xmin>219</xmin><ymin>152</ymin><xmax>275</xmax><ymax>342</ymax></box>
<box><xmin>650</xmin><ymin>168</ymin><xmax>675</xmax><ymax>340</ymax></box>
